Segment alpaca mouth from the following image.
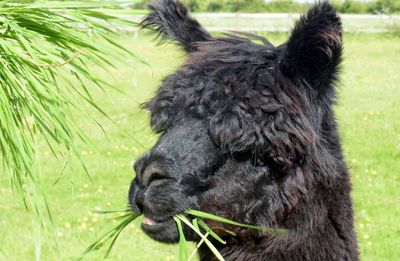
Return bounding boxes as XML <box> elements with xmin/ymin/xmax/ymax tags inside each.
<box><xmin>140</xmin><ymin>214</ymin><xmax>181</xmax><ymax>243</ymax></box>
<box><xmin>141</xmin><ymin>215</ymin><xmax>173</xmax><ymax>232</ymax></box>
<box><xmin>143</xmin><ymin>216</ymin><xmax>160</xmax><ymax>226</ymax></box>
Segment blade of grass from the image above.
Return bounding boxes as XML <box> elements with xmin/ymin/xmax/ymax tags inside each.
<box><xmin>197</xmin><ymin>219</ymin><xmax>226</xmax><ymax>244</ymax></box>
<box><xmin>188</xmin><ymin>219</ymin><xmax>227</xmax><ymax>260</ymax></box>
<box><xmin>174</xmin><ymin>217</ymin><xmax>189</xmax><ymax>261</ymax></box>
<box><xmin>79</xmin><ymin>212</ymin><xmax>140</xmax><ymax>260</ymax></box>
<box><xmin>188</xmin><ymin>229</ymin><xmax>210</xmax><ymax>261</ymax></box>
<box><xmin>176</xmin><ymin>214</ymin><xmax>225</xmax><ymax>261</ymax></box>
<box><xmin>0</xmin><ymin>1</ymin><xmax>144</xmax><ymax>258</ymax></box>
<box><xmin>187</xmin><ymin>210</ymin><xmax>287</xmax><ymax>236</ymax></box>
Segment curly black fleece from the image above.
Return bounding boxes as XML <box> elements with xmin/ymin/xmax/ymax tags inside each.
<box><xmin>130</xmin><ymin>1</ymin><xmax>359</xmax><ymax>260</ymax></box>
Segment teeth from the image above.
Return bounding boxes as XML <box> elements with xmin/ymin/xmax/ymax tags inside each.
<box><xmin>143</xmin><ymin>216</ymin><xmax>158</xmax><ymax>225</ymax></box>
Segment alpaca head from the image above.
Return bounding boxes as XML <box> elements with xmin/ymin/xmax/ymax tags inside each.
<box><xmin>129</xmin><ymin>0</ymin><xmax>343</xmax><ymax>244</ymax></box>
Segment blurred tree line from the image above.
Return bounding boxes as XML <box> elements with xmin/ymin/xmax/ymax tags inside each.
<box><xmin>133</xmin><ymin>0</ymin><xmax>400</xmax><ymax>14</ymax></box>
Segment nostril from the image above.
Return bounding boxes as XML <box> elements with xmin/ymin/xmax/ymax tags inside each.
<box><xmin>147</xmin><ymin>171</ymin><xmax>167</xmax><ymax>185</ymax></box>
<box><xmin>143</xmin><ymin>166</ymin><xmax>168</xmax><ymax>187</ymax></box>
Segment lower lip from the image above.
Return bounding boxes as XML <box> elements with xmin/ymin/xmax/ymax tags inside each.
<box><xmin>143</xmin><ymin>216</ymin><xmax>159</xmax><ymax>226</ymax></box>
<box><xmin>141</xmin><ymin>217</ymin><xmax>172</xmax><ymax>231</ymax></box>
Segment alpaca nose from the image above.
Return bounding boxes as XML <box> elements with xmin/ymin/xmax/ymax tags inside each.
<box><xmin>129</xmin><ymin>162</ymin><xmax>169</xmax><ymax>213</ymax></box>
<box><xmin>135</xmin><ymin>187</ymin><xmax>146</xmax><ymax>211</ymax></box>
<box><xmin>129</xmin><ymin>177</ymin><xmax>145</xmax><ymax>214</ymax></box>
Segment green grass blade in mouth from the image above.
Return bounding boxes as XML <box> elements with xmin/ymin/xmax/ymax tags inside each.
<box><xmin>176</xmin><ymin>214</ymin><xmax>225</xmax><ymax>261</ymax></box>
<box><xmin>174</xmin><ymin>217</ymin><xmax>189</xmax><ymax>261</ymax></box>
<box><xmin>187</xmin><ymin>210</ymin><xmax>287</xmax><ymax>236</ymax></box>
<box><xmin>84</xmin><ymin>209</ymin><xmax>285</xmax><ymax>260</ymax></box>
<box><xmin>197</xmin><ymin>219</ymin><xmax>226</xmax><ymax>244</ymax></box>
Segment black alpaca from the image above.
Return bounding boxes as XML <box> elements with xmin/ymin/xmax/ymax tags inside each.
<box><xmin>129</xmin><ymin>0</ymin><xmax>359</xmax><ymax>260</ymax></box>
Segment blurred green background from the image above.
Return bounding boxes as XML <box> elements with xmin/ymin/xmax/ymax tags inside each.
<box><xmin>132</xmin><ymin>0</ymin><xmax>400</xmax><ymax>14</ymax></box>
<box><xmin>0</xmin><ymin>32</ymin><xmax>399</xmax><ymax>260</ymax></box>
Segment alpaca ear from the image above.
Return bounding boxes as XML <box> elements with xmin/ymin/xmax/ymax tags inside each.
<box><xmin>279</xmin><ymin>2</ymin><xmax>342</xmax><ymax>88</ymax></box>
<box><xmin>141</xmin><ymin>0</ymin><xmax>212</xmax><ymax>52</ymax></box>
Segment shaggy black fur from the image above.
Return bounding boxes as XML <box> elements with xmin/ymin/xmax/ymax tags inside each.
<box><xmin>129</xmin><ymin>0</ymin><xmax>359</xmax><ymax>260</ymax></box>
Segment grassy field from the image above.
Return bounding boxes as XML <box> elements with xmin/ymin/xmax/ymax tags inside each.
<box><xmin>0</xmin><ymin>33</ymin><xmax>399</xmax><ymax>261</ymax></box>
<box><xmin>192</xmin><ymin>13</ymin><xmax>400</xmax><ymax>32</ymax></box>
